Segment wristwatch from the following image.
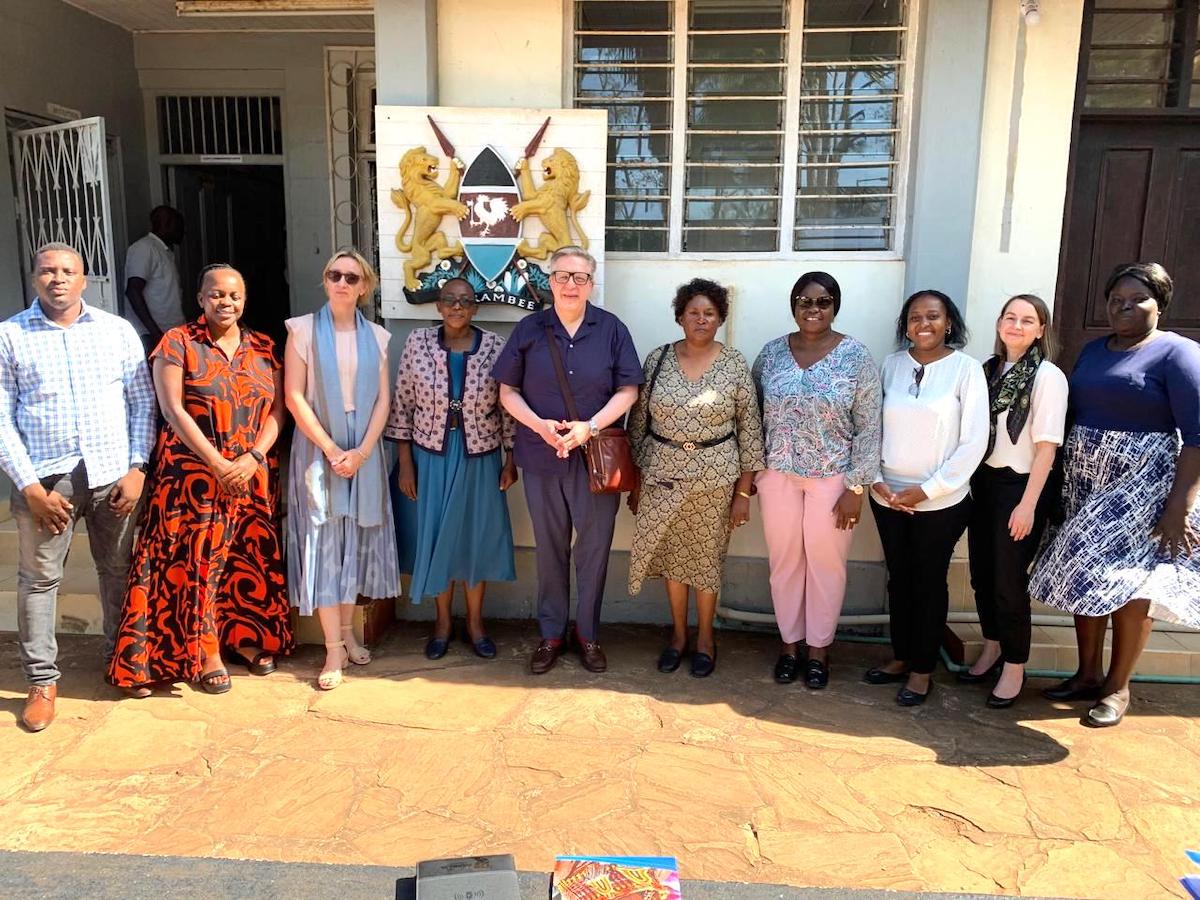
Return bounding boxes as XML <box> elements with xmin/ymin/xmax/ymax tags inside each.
<box><xmin>847</xmin><ymin>483</ymin><xmax>865</xmax><ymax>495</ymax></box>
<box><xmin>249</xmin><ymin>448</ymin><xmax>266</xmax><ymax>465</ymax></box>
<box><xmin>588</xmin><ymin>418</ymin><xmax>600</xmax><ymax>439</ymax></box>
<box><xmin>133</xmin><ymin>462</ymin><xmax>148</xmax><ymax>473</ymax></box>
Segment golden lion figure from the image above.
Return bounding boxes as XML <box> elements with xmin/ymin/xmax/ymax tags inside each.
<box><xmin>392</xmin><ymin>146</ymin><xmax>468</xmax><ymax>290</ymax></box>
<box><xmin>510</xmin><ymin>148</ymin><xmax>591</xmax><ymax>261</ymax></box>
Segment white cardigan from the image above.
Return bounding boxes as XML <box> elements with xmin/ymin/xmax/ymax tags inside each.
<box><xmin>875</xmin><ymin>349</ymin><xmax>990</xmax><ymax>512</ymax></box>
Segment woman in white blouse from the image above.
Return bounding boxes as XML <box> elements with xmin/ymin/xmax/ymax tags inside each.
<box><xmin>865</xmin><ymin>290</ymin><xmax>989</xmax><ymax>706</ymax></box>
<box><xmin>960</xmin><ymin>295</ymin><xmax>1067</xmax><ymax>708</ymax></box>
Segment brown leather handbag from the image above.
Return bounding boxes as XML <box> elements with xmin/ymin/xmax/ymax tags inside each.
<box><xmin>544</xmin><ymin>324</ymin><xmax>639</xmax><ymax>494</ymax></box>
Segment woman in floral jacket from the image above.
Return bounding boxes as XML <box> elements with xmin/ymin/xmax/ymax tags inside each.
<box><xmin>386</xmin><ymin>278</ymin><xmax>517</xmax><ymax>659</ymax></box>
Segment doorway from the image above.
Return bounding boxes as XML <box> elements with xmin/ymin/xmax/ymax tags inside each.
<box><xmin>165</xmin><ymin>164</ymin><xmax>290</xmax><ymax>346</ymax></box>
<box><xmin>1056</xmin><ymin>1</ymin><xmax>1200</xmax><ymax>366</ymax></box>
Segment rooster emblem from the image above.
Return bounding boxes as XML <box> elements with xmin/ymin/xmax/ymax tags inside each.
<box><xmin>468</xmin><ymin>194</ymin><xmax>510</xmax><ymax>236</ymax></box>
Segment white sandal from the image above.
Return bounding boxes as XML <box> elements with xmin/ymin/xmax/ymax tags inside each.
<box><xmin>318</xmin><ymin>641</ymin><xmax>348</xmax><ymax>690</ymax></box>
<box><xmin>341</xmin><ymin>625</ymin><xmax>371</xmax><ymax>666</ymax></box>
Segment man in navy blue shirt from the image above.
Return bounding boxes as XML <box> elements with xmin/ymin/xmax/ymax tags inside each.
<box><xmin>492</xmin><ymin>246</ymin><xmax>642</xmax><ymax>674</ymax></box>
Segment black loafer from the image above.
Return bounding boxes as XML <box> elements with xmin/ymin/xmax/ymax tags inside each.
<box><xmin>424</xmin><ymin>635</ymin><xmax>451</xmax><ymax>660</ymax></box>
<box><xmin>896</xmin><ymin>681</ymin><xmax>933</xmax><ymax>707</ymax></box>
<box><xmin>690</xmin><ymin>650</ymin><xmax>716</xmax><ymax>678</ymax></box>
<box><xmin>804</xmin><ymin>658</ymin><xmax>829</xmax><ymax>690</ymax></box>
<box><xmin>469</xmin><ymin>636</ymin><xmax>497</xmax><ymax>659</ymax></box>
<box><xmin>774</xmin><ymin>653</ymin><xmax>799</xmax><ymax>684</ymax></box>
<box><xmin>1042</xmin><ymin>678</ymin><xmax>1104</xmax><ymax>701</ymax></box>
<box><xmin>657</xmin><ymin>646</ymin><xmax>683</xmax><ymax>673</ymax></box>
<box><xmin>864</xmin><ymin>666</ymin><xmax>908</xmax><ymax>685</ymax></box>
<box><xmin>956</xmin><ymin>658</ymin><xmax>1002</xmax><ymax>684</ymax></box>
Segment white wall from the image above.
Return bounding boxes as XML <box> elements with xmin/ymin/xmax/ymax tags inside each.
<box><xmin>962</xmin><ymin>1</ymin><xmax>1085</xmax><ymax>359</ymax></box>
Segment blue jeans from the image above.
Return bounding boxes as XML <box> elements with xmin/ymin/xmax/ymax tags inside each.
<box><xmin>10</xmin><ymin>464</ymin><xmax>138</xmax><ymax>685</ymax></box>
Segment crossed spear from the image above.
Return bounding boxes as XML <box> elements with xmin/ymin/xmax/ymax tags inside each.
<box><xmin>426</xmin><ymin>114</ymin><xmax>551</xmax><ymax>167</ymax></box>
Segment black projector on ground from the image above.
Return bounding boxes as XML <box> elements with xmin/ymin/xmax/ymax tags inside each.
<box><xmin>415</xmin><ymin>854</ymin><xmax>521</xmax><ymax>900</ymax></box>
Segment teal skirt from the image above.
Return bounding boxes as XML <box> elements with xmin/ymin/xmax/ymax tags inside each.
<box><xmin>393</xmin><ymin>427</ymin><xmax>516</xmax><ymax>601</ymax></box>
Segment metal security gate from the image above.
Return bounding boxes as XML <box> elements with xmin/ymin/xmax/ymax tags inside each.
<box><xmin>12</xmin><ymin>116</ymin><xmax>118</xmax><ymax>311</ymax></box>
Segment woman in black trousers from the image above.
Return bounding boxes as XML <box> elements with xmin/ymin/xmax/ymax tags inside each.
<box><xmin>866</xmin><ymin>291</ymin><xmax>990</xmax><ymax>706</ymax></box>
<box><xmin>961</xmin><ymin>295</ymin><xmax>1067</xmax><ymax>708</ymax></box>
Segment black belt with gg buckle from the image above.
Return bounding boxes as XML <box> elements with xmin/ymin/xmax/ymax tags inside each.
<box><xmin>649</xmin><ymin>429</ymin><xmax>734</xmax><ymax>452</ymax></box>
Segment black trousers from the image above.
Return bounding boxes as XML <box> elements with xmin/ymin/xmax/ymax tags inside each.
<box><xmin>871</xmin><ymin>495</ymin><xmax>972</xmax><ymax>674</ymax></box>
<box><xmin>966</xmin><ymin>465</ymin><xmax>1047</xmax><ymax>664</ymax></box>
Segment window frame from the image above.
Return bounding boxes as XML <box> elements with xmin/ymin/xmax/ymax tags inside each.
<box><xmin>563</xmin><ymin>0</ymin><xmax>921</xmax><ymax>261</ymax></box>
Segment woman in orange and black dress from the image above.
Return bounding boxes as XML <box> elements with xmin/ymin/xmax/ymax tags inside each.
<box><xmin>108</xmin><ymin>263</ymin><xmax>293</xmax><ymax>696</ymax></box>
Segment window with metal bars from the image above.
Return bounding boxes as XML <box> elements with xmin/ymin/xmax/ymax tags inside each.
<box><xmin>156</xmin><ymin>95</ymin><xmax>283</xmax><ymax>156</ymax></box>
<box><xmin>572</xmin><ymin>0</ymin><xmax>911</xmax><ymax>254</ymax></box>
<box><xmin>1084</xmin><ymin>0</ymin><xmax>1199</xmax><ymax>108</ymax></box>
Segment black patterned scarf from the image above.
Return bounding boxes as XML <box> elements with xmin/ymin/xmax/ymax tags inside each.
<box><xmin>984</xmin><ymin>344</ymin><xmax>1042</xmax><ymax>460</ymax></box>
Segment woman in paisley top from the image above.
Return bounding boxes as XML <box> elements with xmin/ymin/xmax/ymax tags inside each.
<box><xmin>108</xmin><ymin>264</ymin><xmax>292</xmax><ymax>696</ymax></box>
<box><xmin>627</xmin><ymin>279</ymin><xmax>765</xmax><ymax>678</ymax></box>
<box><xmin>752</xmin><ymin>272</ymin><xmax>882</xmax><ymax>689</ymax></box>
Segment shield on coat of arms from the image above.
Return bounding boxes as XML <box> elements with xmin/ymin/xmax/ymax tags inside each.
<box><xmin>458</xmin><ymin>145</ymin><xmax>521</xmax><ymax>284</ymax></box>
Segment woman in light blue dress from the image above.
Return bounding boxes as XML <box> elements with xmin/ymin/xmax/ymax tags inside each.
<box><xmin>387</xmin><ymin>278</ymin><xmax>517</xmax><ymax>660</ymax></box>
<box><xmin>284</xmin><ymin>248</ymin><xmax>399</xmax><ymax>690</ymax></box>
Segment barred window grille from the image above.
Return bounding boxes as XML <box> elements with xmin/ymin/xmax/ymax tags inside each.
<box><xmin>573</xmin><ymin>0</ymin><xmax>912</xmax><ymax>254</ymax></box>
<box><xmin>1084</xmin><ymin>0</ymin><xmax>1200</xmax><ymax>109</ymax></box>
<box><xmin>157</xmin><ymin>95</ymin><xmax>283</xmax><ymax>156</ymax></box>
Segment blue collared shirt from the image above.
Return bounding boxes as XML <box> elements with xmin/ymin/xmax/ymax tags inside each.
<box><xmin>491</xmin><ymin>302</ymin><xmax>643</xmax><ymax>474</ymax></box>
<box><xmin>0</xmin><ymin>299</ymin><xmax>157</xmax><ymax>490</ymax></box>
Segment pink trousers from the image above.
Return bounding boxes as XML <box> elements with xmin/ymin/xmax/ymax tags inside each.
<box><xmin>757</xmin><ymin>469</ymin><xmax>854</xmax><ymax>648</ymax></box>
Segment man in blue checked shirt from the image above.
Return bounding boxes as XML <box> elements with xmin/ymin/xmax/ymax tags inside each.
<box><xmin>0</xmin><ymin>242</ymin><xmax>156</xmax><ymax>733</ymax></box>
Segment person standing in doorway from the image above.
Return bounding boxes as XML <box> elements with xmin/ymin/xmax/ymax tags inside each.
<box><xmin>492</xmin><ymin>246</ymin><xmax>643</xmax><ymax>675</ymax></box>
<box><xmin>0</xmin><ymin>243</ymin><xmax>156</xmax><ymax>731</ymax></box>
<box><xmin>125</xmin><ymin>205</ymin><xmax>185</xmax><ymax>355</ymax></box>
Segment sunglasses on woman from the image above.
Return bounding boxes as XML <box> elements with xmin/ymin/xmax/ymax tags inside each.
<box><xmin>795</xmin><ymin>295</ymin><xmax>836</xmax><ymax>310</ymax></box>
<box><xmin>325</xmin><ymin>270</ymin><xmax>363</xmax><ymax>286</ymax></box>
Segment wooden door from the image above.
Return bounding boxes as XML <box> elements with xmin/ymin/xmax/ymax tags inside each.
<box><xmin>1057</xmin><ymin>116</ymin><xmax>1200</xmax><ymax>365</ymax></box>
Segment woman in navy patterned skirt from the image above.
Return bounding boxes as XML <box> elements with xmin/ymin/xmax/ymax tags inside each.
<box><xmin>1029</xmin><ymin>263</ymin><xmax>1200</xmax><ymax>727</ymax></box>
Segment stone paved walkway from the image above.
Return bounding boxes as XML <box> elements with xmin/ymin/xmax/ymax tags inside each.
<box><xmin>1</xmin><ymin>623</ymin><xmax>1197</xmax><ymax>898</ymax></box>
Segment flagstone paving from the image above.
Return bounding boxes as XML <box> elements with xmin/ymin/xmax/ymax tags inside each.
<box><xmin>1</xmin><ymin>623</ymin><xmax>1197</xmax><ymax>898</ymax></box>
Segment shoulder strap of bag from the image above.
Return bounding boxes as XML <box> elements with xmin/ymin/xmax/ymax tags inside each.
<box><xmin>645</xmin><ymin>343</ymin><xmax>671</xmax><ymax>434</ymax></box>
<box><xmin>544</xmin><ymin>323</ymin><xmax>582</xmax><ymax>422</ymax></box>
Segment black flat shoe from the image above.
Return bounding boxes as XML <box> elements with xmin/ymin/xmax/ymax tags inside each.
<box><xmin>864</xmin><ymin>667</ymin><xmax>908</xmax><ymax>685</ymax></box>
<box><xmin>956</xmin><ymin>658</ymin><xmax>1002</xmax><ymax>684</ymax></box>
<box><xmin>469</xmin><ymin>636</ymin><xmax>497</xmax><ymax>659</ymax></box>
<box><xmin>424</xmin><ymin>634</ymin><xmax>452</xmax><ymax>660</ymax></box>
<box><xmin>690</xmin><ymin>649</ymin><xmax>716</xmax><ymax>678</ymax></box>
<box><xmin>222</xmin><ymin>647</ymin><xmax>276</xmax><ymax>676</ymax></box>
<box><xmin>896</xmin><ymin>681</ymin><xmax>933</xmax><ymax>707</ymax></box>
<box><xmin>804</xmin><ymin>658</ymin><xmax>829</xmax><ymax>690</ymax></box>
<box><xmin>774</xmin><ymin>653</ymin><xmax>799</xmax><ymax>684</ymax></box>
<box><xmin>986</xmin><ymin>675</ymin><xmax>1027</xmax><ymax>709</ymax></box>
<box><xmin>1042</xmin><ymin>678</ymin><xmax>1104</xmax><ymax>702</ymax></box>
<box><xmin>657</xmin><ymin>646</ymin><xmax>684</xmax><ymax>673</ymax></box>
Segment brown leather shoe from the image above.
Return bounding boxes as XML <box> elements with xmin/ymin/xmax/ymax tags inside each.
<box><xmin>22</xmin><ymin>684</ymin><xmax>57</xmax><ymax>732</ymax></box>
<box><xmin>577</xmin><ymin>639</ymin><xmax>608</xmax><ymax>673</ymax></box>
<box><xmin>530</xmin><ymin>639</ymin><xmax>564</xmax><ymax>675</ymax></box>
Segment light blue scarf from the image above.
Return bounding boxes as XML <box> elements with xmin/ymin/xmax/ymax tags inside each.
<box><xmin>309</xmin><ymin>303</ymin><xmax>383</xmax><ymax>526</ymax></box>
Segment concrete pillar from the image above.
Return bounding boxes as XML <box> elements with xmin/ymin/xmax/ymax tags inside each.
<box><xmin>374</xmin><ymin>0</ymin><xmax>438</xmax><ymax>104</ymax></box>
<box><xmin>903</xmin><ymin>0</ymin><xmax>992</xmax><ymax>308</ymax></box>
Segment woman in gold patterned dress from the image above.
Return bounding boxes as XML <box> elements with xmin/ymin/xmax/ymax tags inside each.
<box><xmin>627</xmin><ymin>279</ymin><xmax>765</xmax><ymax>677</ymax></box>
